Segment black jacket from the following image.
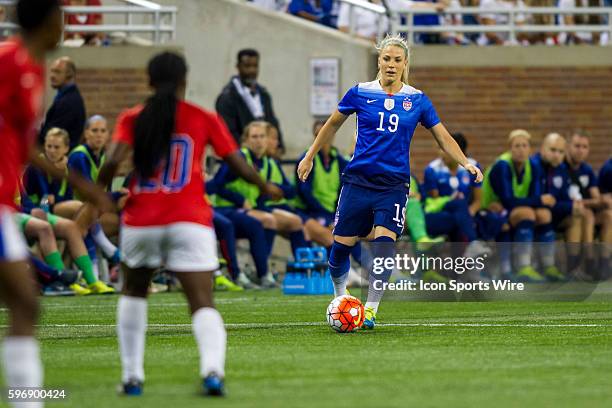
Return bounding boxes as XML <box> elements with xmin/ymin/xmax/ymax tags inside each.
<box><xmin>215</xmin><ymin>77</ymin><xmax>284</xmax><ymax>150</ymax></box>
<box><xmin>39</xmin><ymin>83</ymin><xmax>86</xmax><ymax>149</ymax></box>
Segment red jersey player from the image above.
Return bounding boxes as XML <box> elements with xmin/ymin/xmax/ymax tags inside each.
<box><xmin>0</xmin><ymin>1</ymin><xmax>110</xmax><ymax>404</ymax></box>
<box><xmin>97</xmin><ymin>52</ymin><xmax>281</xmax><ymax>397</ymax></box>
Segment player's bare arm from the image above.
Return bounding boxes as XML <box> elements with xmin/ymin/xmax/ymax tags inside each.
<box><xmin>297</xmin><ymin>110</ymin><xmax>348</xmax><ymax>182</ymax></box>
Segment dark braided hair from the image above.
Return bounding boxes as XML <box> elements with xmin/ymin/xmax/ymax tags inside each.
<box><xmin>133</xmin><ymin>52</ymin><xmax>187</xmax><ymax>179</ymax></box>
<box><xmin>17</xmin><ymin>0</ymin><xmax>60</xmax><ymax>32</ymax></box>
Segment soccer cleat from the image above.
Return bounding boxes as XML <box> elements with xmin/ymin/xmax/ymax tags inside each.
<box><xmin>118</xmin><ymin>379</ymin><xmax>143</xmax><ymax>396</ymax></box>
<box><xmin>214</xmin><ymin>275</ymin><xmax>244</xmax><ymax>292</ymax></box>
<box><xmin>543</xmin><ymin>266</ymin><xmax>565</xmax><ymax>282</ymax></box>
<box><xmin>361</xmin><ymin>306</ymin><xmax>376</xmax><ymax>330</ymax></box>
<box><xmin>89</xmin><ymin>280</ymin><xmax>116</xmax><ymax>294</ymax></box>
<box><xmin>203</xmin><ymin>373</ymin><xmax>225</xmax><ymax>397</ymax></box>
<box><xmin>236</xmin><ymin>273</ymin><xmax>260</xmax><ymax>289</ymax></box>
<box><xmin>260</xmin><ymin>273</ymin><xmax>280</xmax><ymax>289</ymax></box>
<box><xmin>69</xmin><ymin>283</ymin><xmax>92</xmax><ymax>296</ymax></box>
<box><xmin>415</xmin><ymin>236</ymin><xmax>445</xmax><ymax>251</ymax></box>
<box><xmin>422</xmin><ymin>270</ymin><xmax>448</xmax><ymax>283</ymax></box>
<box><xmin>515</xmin><ymin>266</ymin><xmax>546</xmax><ymax>283</ymax></box>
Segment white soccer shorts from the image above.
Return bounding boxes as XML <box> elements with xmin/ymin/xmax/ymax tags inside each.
<box><xmin>120</xmin><ymin>222</ymin><xmax>219</xmax><ymax>272</ymax></box>
<box><xmin>0</xmin><ymin>205</ymin><xmax>28</xmax><ymax>262</ymax></box>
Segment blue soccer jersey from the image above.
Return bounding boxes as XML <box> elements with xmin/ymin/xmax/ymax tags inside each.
<box><xmin>600</xmin><ymin>158</ymin><xmax>612</xmax><ymax>194</ymax></box>
<box><xmin>338</xmin><ymin>80</ymin><xmax>440</xmax><ymax>191</ymax></box>
<box><xmin>423</xmin><ymin>157</ymin><xmax>482</xmax><ymax>201</ymax></box>
<box><xmin>566</xmin><ymin>161</ymin><xmax>598</xmax><ymax>200</ymax></box>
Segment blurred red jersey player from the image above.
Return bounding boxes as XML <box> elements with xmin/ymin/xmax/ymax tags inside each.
<box><xmin>0</xmin><ymin>3</ymin><xmax>111</xmax><ymax>403</ymax></box>
<box><xmin>98</xmin><ymin>52</ymin><xmax>282</xmax><ymax>397</ymax></box>
<box><xmin>0</xmin><ymin>0</ymin><xmax>63</xmax><ymax>403</ymax></box>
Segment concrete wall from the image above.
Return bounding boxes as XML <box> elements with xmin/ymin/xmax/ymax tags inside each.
<box><xmin>154</xmin><ymin>0</ymin><xmax>376</xmax><ymax>156</ymax></box>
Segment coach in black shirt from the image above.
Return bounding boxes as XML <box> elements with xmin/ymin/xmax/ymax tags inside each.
<box><xmin>39</xmin><ymin>56</ymin><xmax>86</xmax><ymax>149</ymax></box>
<box><xmin>215</xmin><ymin>49</ymin><xmax>284</xmax><ymax>153</ymax></box>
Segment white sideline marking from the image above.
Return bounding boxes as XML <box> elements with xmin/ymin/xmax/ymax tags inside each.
<box><xmin>0</xmin><ymin>322</ymin><xmax>609</xmax><ymax>329</ymax></box>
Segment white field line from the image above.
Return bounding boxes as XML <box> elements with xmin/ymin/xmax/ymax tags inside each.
<box><xmin>0</xmin><ymin>322</ymin><xmax>610</xmax><ymax>329</ymax></box>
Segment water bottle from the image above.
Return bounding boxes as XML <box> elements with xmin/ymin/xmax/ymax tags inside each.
<box><xmin>40</xmin><ymin>195</ymin><xmax>50</xmax><ymax>213</ymax></box>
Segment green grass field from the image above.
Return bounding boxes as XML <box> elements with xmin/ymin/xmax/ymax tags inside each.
<box><xmin>2</xmin><ymin>288</ymin><xmax>612</xmax><ymax>408</ymax></box>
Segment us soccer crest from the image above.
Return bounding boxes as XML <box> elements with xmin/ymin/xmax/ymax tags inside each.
<box><xmin>384</xmin><ymin>98</ymin><xmax>395</xmax><ymax>111</ymax></box>
<box><xmin>579</xmin><ymin>175</ymin><xmax>589</xmax><ymax>187</ymax></box>
<box><xmin>403</xmin><ymin>99</ymin><xmax>412</xmax><ymax>111</ymax></box>
<box><xmin>553</xmin><ymin>176</ymin><xmax>563</xmax><ymax>189</ymax></box>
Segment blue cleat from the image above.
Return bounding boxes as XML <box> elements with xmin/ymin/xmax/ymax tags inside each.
<box><xmin>118</xmin><ymin>379</ymin><xmax>143</xmax><ymax>396</ymax></box>
<box><xmin>203</xmin><ymin>373</ymin><xmax>225</xmax><ymax>397</ymax></box>
<box><xmin>361</xmin><ymin>306</ymin><xmax>376</xmax><ymax>330</ymax></box>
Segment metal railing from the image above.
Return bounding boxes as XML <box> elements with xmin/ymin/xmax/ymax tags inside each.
<box><xmin>337</xmin><ymin>0</ymin><xmax>612</xmax><ymax>45</ymax></box>
<box><xmin>0</xmin><ymin>0</ymin><xmax>177</xmax><ymax>44</ymax></box>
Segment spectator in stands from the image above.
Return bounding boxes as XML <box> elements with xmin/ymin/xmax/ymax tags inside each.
<box><xmin>565</xmin><ymin>130</ymin><xmax>611</xmax><ymax>275</ymax></box>
<box><xmin>478</xmin><ymin>0</ymin><xmax>529</xmax><ymax>45</ymax></box>
<box><xmin>62</xmin><ymin>0</ymin><xmax>106</xmax><ymax>46</ymax></box>
<box><xmin>481</xmin><ymin>129</ymin><xmax>558</xmax><ymax>281</ymax></box>
<box><xmin>558</xmin><ymin>0</ymin><xmax>608</xmax><ymax>45</ymax></box>
<box><xmin>39</xmin><ymin>57</ymin><xmax>86</xmax><ymax>149</ymax></box>
<box><xmin>533</xmin><ymin>132</ymin><xmax>587</xmax><ymax>277</ymax></box>
<box><xmin>337</xmin><ymin>0</ymin><xmax>389</xmax><ymax>42</ymax></box>
<box><xmin>410</xmin><ymin>0</ymin><xmax>448</xmax><ymax>44</ymax></box>
<box><xmin>525</xmin><ymin>0</ymin><xmax>557</xmax><ymax>44</ymax></box>
<box><xmin>216</xmin><ymin>49</ymin><xmax>285</xmax><ymax>153</ymax></box>
<box><xmin>457</xmin><ymin>0</ymin><xmax>481</xmax><ymax>43</ymax></box>
<box><xmin>287</xmin><ymin>0</ymin><xmax>337</xmax><ymax>27</ymax></box>
<box><xmin>441</xmin><ymin>0</ymin><xmax>474</xmax><ymax>45</ymax></box>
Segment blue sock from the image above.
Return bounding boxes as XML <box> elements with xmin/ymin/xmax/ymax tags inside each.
<box><xmin>535</xmin><ymin>223</ymin><xmax>554</xmax><ymax>243</ymax></box>
<box><xmin>289</xmin><ymin>230</ymin><xmax>309</xmax><ymax>257</ymax></box>
<box><xmin>29</xmin><ymin>255</ymin><xmax>60</xmax><ymax>284</ymax></box>
<box><xmin>535</xmin><ymin>223</ymin><xmax>556</xmax><ymax>268</ymax></box>
<box><xmin>328</xmin><ymin>241</ymin><xmax>353</xmax><ymax>278</ymax></box>
<box><xmin>496</xmin><ymin>230</ymin><xmax>512</xmax><ymax>276</ymax></box>
<box><xmin>328</xmin><ymin>241</ymin><xmax>354</xmax><ymax>297</ymax></box>
<box><xmin>446</xmin><ymin>200</ymin><xmax>478</xmax><ymax>242</ymax></box>
<box><xmin>264</xmin><ymin>229</ymin><xmax>276</xmax><ymax>258</ymax></box>
<box><xmin>513</xmin><ymin>220</ymin><xmax>534</xmax><ymax>242</ymax></box>
<box><xmin>513</xmin><ymin>220</ymin><xmax>534</xmax><ymax>269</ymax></box>
<box><xmin>213</xmin><ymin>213</ymin><xmax>240</xmax><ymax>279</ymax></box>
<box><xmin>233</xmin><ymin>211</ymin><xmax>269</xmax><ymax>279</ymax></box>
<box><xmin>84</xmin><ymin>233</ymin><xmax>97</xmax><ymax>261</ymax></box>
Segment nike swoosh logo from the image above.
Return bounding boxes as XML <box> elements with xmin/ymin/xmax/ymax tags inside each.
<box><xmin>366</xmin><ymin>99</ymin><xmax>376</xmax><ymax>103</ymax></box>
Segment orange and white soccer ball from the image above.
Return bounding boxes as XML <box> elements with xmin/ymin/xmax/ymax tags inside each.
<box><xmin>326</xmin><ymin>295</ymin><xmax>365</xmax><ymax>333</ymax></box>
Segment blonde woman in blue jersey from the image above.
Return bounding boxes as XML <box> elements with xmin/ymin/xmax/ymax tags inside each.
<box><xmin>298</xmin><ymin>34</ymin><xmax>484</xmax><ymax>329</ymax></box>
